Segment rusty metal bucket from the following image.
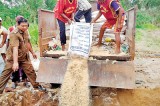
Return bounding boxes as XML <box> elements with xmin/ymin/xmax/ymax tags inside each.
<box><xmin>37</xmin><ymin>7</ymin><xmax>136</xmax><ymax>89</ymax></box>
<box><xmin>37</xmin><ymin>58</ymin><xmax>135</xmax><ymax>89</ymax></box>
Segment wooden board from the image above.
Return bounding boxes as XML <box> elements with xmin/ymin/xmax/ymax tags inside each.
<box><xmin>38</xmin><ymin>9</ymin><xmax>58</xmax><ymax>56</ymax></box>
<box><xmin>125</xmin><ymin>7</ymin><xmax>137</xmax><ymax>60</ymax></box>
<box><xmin>44</xmin><ymin>50</ymin><xmax>131</xmax><ymax>61</ymax></box>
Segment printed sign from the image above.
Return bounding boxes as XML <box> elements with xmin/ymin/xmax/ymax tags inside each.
<box><xmin>68</xmin><ymin>23</ymin><xmax>93</xmax><ymax>58</ymax></box>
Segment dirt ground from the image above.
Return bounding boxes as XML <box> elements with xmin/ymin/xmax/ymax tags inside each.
<box><xmin>92</xmin><ymin>29</ymin><xmax>160</xmax><ymax>106</ymax></box>
<box><xmin>91</xmin><ymin>55</ymin><xmax>160</xmax><ymax>106</ymax></box>
<box><xmin>0</xmin><ymin>30</ymin><xmax>160</xmax><ymax>106</ymax></box>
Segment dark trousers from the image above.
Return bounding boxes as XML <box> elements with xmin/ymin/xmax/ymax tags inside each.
<box><xmin>74</xmin><ymin>8</ymin><xmax>92</xmax><ymax>23</ymax></box>
<box><xmin>12</xmin><ymin>68</ymin><xmax>27</xmax><ymax>82</ymax></box>
<box><xmin>57</xmin><ymin>19</ymin><xmax>66</xmax><ymax>45</ymax></box>
<box><xmin>12</xmin><ymin>71</ymin><xmax>19</xmax><ymax>82</ymax></box>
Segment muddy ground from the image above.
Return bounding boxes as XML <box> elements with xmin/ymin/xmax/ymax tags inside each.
<box><xmin>0</xmin><ymin>29</ymin><xmax>160</xmax><ymax>106</ymax></box>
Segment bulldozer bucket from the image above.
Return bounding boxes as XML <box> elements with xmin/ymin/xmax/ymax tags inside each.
<box><xmin>37</xmin><ymin>7</ymin><xmax>137</xmax><ymax>89</ymax></box>
<box><xmin>37</xmin><ymin>58</ymin><xmax>135</xmax><ymax>89</ymax></box>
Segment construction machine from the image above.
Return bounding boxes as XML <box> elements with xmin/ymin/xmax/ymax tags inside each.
<box><xmin>37</xmin><ymin>7</ymin><xmax>137</xmax><ymax>89</ymax></box>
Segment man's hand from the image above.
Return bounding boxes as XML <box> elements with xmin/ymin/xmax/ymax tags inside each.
<box><xmin>32</xmin><ymin>52</ymin><xmax>37</xmax><ymax>59</ymax></box>
<box><xmin>12</xmin><ymin>62</ymin><xmax>19</xmax><ymax>72</ymax></box>
<box><xmin>0</xmin><ymin>44</ymin><xmax>3</xmax><ymax>48</ymax></box>
<box><xmin>68</xmin><ymin>19</ymin><xmax>72</xmax><ymax>25</ymax></box>
<box><xmin>91</xmin><ymin>19</ymin><xmax>96</xmax><ymax>23</ymax></box>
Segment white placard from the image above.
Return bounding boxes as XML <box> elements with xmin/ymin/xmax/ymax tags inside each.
<box><xmin>68</xmin><ymin>23</ymin><xmax>93</xmax><ymax>58</ymax></box>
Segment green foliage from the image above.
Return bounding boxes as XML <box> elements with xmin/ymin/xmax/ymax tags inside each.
<box><xmin>120</xmin><ymin>0</ymin><xmax>160</xmax><ymax>29</ymax></box>
<box><xmin>28</xmin><ymin>24</ymin><xmax>38</xmax><ymax>46</ymax></box>
<box><xmin>0</xmin><ymin>0</ymin><xmax>57</xmax><ymax>25</ymax></box>
<box><xmin>120</xmin><ymin>0</ymin><xmax>133</xmax><ymax>10</ymax></box>
<box><xmin>0</xmin><ymin>0</ymin><xmax>57</xmax><ymax>47</ymax></box>
<box><xmin>135</xmin><ymin>29</ymin><xmax>143</xmax><ymax>41</ymax></box>
<box><xmin>45</xmin><ymin>0</ymin><xmax>57</xmax><ymax>10</ymax></box>
<box><xmin>135</xmin><ymin>29</ymin><xmax>160</xmax><ymax>51</ymax></box>
<box><xmin>136</xmin><ymin>11</ymin><xmax>152</xmax><ymax>28</ymax></box>
<box><xmin>136</xmin><ymin>7</ymin><xmax>160</xmax><ymax>29</ymax></box>
<box><xmin>143</xmin><ymin>0</ymin><xmax>160</xmax><ymax>9</ymax></box>
<box><xmin>139</xmin><ymin>24</ymin><xmax>158</xmax><ymax>29</ymax></box>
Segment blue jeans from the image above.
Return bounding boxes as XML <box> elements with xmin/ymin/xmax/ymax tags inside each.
<box><xmin>57</xmin><ymin>19</ymin><xmax>66</xmax><ymax>45</ymax></box>
<box><xmin>74</xmin><ymin>8</ymin><xmax>92</xmax><ymax>23</ymax></box>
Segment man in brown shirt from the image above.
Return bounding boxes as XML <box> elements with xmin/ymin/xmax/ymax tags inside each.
<box><xmin>0</xmin><ymin>17</ymin><xmax>46</xmax><ymax>94</ymax></box>
<box><xmin>8</xmin><ymin>16</ymin><xmax>31</xmax><ymax>90</ymax></box>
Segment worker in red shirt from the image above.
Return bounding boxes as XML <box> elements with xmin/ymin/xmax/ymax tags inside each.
<box><xmin>92</xmin><ymin>0</ymin><xmax>125</xmax><ymax>54</ymax></box>
<box><xmin>54</xmin><ymin>0</ymin><xmax>77</xmax><ymax>51</ymax></box>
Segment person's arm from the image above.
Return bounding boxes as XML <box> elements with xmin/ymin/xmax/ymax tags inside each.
<box><xmin>6</xmin><ymin>32</ymin><xmax>10</xmax><ymax>49</ymax></box>
<box><xmin>12</xmin><ymin>46</ymin><xmax>19</xmax><ymax>71</ymax></box>
<box><xmin>7</xmin><ymin>27</ymin><xmax>13</xmax><ymax>48</ymax></box>
<box><xmin>71</xmin><ymin>13</ymin><xmax>75</xmax><ymax>22</ymax></box>
<box><xmin>56</xmin><ymin>0</ymin><xmax>72</xmax><ymax>24</ymax></box>
<box><xmin>61</xmin><ymin>13</ymin><xmax>72</xmax><ymax>24</ymax></box>
<box><xmin>27</xmin><ymin>40</ymin><xmax>37</xmax><ymax>59</ymax></box>
<box><xmin>91</xmin><ymin>10</ymin><xmax>102</xmax><ymax>23</ymax></box>
<box><xmin>91</xmin><ymin>3</ymin><xmax>102</xmax><ymax>23</ymax></box>
<box><xmin>0</xmin><ymin>31</ymin><xmax>7</xmax><ymax>48</ymax></box>
<box><xmin>116</xmin><ymin>8</ymin><xmax>123</xmax><ymax>31</ymax></box>
<box><xmin>111</xmin><ymin>1</ymin><xmax>123</xmax><ymax>32</ymax></box>
<box><xmin>10</xmin><ymin>33</ymin><xmax>19</xmax><ymax>71</ymax></box>
<box><xmin>6</xmin><ymin>39</ymin><xmax>9</xmax><ymax>49</ymax></box>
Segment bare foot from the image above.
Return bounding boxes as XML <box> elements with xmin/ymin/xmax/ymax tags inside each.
<box><xmin>93</xmin><ymin>43</ymin><xmax>102</xmax><ymax>47</ymax></box>
<box><xmin>115</xmin><ymin>48</ymin><xmax>120</xmax><ymax>54</ymax></box>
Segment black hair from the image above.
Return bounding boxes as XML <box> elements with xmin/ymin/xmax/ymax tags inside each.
<box><xmin>17</xmin><ymin>17</ymin><xmax>28</xmax><ymax>25</ymax></box>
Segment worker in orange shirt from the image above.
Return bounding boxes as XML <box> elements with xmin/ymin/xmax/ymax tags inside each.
<box><xmin>54</xmin><ymin>0</ymin><xmax>77</xmax><ymax>51</ymax></box>
<box><xmin>92</xmin><ymin>0</ymin><xmax>125</xmax><ymax>54</ymax></box>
